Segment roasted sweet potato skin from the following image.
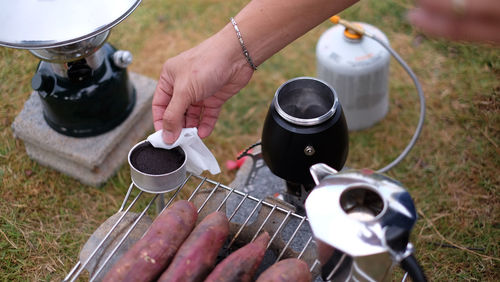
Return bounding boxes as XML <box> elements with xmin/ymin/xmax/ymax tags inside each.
<box><xmin>205</xmin><ymin>232</ymin><xmax>270</xmax><ymax>282</ymax></box>
<box><xmin>158</xmin><ymin>211</ymin><xmax>229</xmax><ymax>282</ymax></box>
<box><xmin>102</xmin><ymin>200</ymin><xmax>197</xmax><ymax>282</ymax></box>
<box><xmin>256</xmin><ymin>258</ymin><xmax>312</xmax><ymax>282</ymax></box>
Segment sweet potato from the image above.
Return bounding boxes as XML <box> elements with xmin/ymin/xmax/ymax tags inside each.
<box><xmin>102</xmin><ymin>200</ymin><xmax>197</xmax><ymax>282</ymax></box>
<box><xmin>158</xmin><ymin>211</ymin><xmax>229</xmax><ymax>282</ymax></box>
<box><xmin>205</xmin><ymin>232</ymin><xmax>270</xmax><ymax>282</ymax></box>
<box><xmin>256</xmin><ymin>258</ymin><xmax>312</xmax><ymax>282</ymax></box>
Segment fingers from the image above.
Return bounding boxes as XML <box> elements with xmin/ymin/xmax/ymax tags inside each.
<box><xmin>152</xmin><ymin>79</ymin><xmax>173</xmax><ymax>131</ymax></box>
<box><xmin>408</xmin><ymin>8</ymin><xmax>500</xmax><ymax>44</ymax></box>
<box><xmin>153</xmin><ymin>61</ymin><xmax>203</xmax><ymax>144</ymax></box>
<box><xmin>185</xmin><ymin>103</ymin><xmax>203</xmax><ymax>128</ymax></box>
<box><xmin>162</xmin><ymin>89</ymin><xmax>191</xmax><ymax>144</ymax></box>
<box><xmin>185</xmin><ymin>101</ymin><xmax>222</xmax><ymax>138</ymax></box>
<box><xmin>198</xmin><ymin>105</ymin><xmax>222</xmax><ymax>138</ymax></box>
<box><xmin>151</xmin><ymin>33</ymin><xmax>254</xmax><ymax>142</ymax></box>
<box><xmin>153</xmin><ymin>70</ymin><xmax>224</xmax><ymax>142</ymax></box>
<box><xmin>415</xmin><ymin>0</ymin><xmax>500</xmax><ymax>19</ymax></box>
<box><xmin>409</xmin><ymin>0</ymin><xmax>500</xmax><ymax>44</ymax></box>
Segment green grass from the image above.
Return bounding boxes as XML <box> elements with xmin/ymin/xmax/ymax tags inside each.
<box><xmin>1</xmin><ymin>0</ymin><xmax>499</xmax><ymax>280</ymax></box>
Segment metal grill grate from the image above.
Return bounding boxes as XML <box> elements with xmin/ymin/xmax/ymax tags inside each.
<box><xmin>64</xmin><ymin>174</ymin><xmax>321</xmax><ymax>281</ymax></box>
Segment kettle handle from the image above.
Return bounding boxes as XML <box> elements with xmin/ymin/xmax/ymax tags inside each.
<box><xmin>400</xmin><ymin>255</ymin><xmax>427</xmax><ymax>282</ymax></box>
<box><xmin>309</xmin><ymin>163</ymin><xmax>338</xmax><ymax>185</ymax></box>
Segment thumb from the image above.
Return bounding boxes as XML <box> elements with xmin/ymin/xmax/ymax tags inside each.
<box><xmin>162</xmin><ymin>90</ymin><xmax>190</xmax><ymax>144</ymax></box>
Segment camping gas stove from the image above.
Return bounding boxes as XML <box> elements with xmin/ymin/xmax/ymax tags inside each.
<box><xmin>1</xmin><ymin>0</ymin><xmax>158</xmax><ymax>185</ymax></box>
<box><xmin>29</xmin><ymin>39</ymin><xmax>136</xmax><ymax>137</ymax></box>
<box><xmin>0</xmin><ymin>0</ymin><xmax>141</xmax><ymax>137</ymax></box>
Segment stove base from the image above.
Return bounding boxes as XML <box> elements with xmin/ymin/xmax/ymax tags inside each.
<box><xmin>11</xmin><ymin>72</ymin><xmax>156</xmax><ymax>186</ymax></box>
<box><xmin>228</xmin><ymin>148</ymin><xmax>324</xmax><ymax>281</ymax></box>
<box><xmin>230</xmin><ymin>147</ymin><xmax>309</xmax><ymax>214</ymax></box>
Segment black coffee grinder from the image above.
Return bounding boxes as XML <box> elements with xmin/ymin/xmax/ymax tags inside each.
<box><xmin>261</xmin><ymin>77</ymin><xmax>349</xmax><ymax>208</ymax></box>
<box><xmin>0</xmin><ymin>0</ymin><xmax>141</xmax><ymax>137</ymax></box>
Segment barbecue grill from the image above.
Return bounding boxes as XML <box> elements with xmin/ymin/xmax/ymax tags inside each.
<box><xmin>62</xmin><ymin>56</ymin><xmax>426</xmax><ymax>280</ymax></box>
<box><xmin>64</xmin><ymin>172</ymin><xmax>323</xmax><ymax>281</ymax></box>
<box><xmin>63</xmin><ymin>143</ymin><xmax>425</xmax><ymax>281</ymax></box>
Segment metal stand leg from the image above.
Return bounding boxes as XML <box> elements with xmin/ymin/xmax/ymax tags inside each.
<box><xmin>156</xmin><ymin>193</ymin><xmax>165</xmax><ymax>214</ymax></box>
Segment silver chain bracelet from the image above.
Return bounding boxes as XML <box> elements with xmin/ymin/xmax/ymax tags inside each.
<box><xmin>230</xmin><ymin>17</ymin><xmax>257</xmax><ymax>70</ymax></box>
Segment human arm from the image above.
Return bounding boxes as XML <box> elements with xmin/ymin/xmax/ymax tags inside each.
<box><xmin>152</xmin><ymin>0</ymin><xmax>358</xmax><ymax>144</ymax></box>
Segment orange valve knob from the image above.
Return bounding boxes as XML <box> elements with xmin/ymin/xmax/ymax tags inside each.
<box><xmin>330</xmin><ymin>15</ymin><xmax>341</xmax><ymax>24</ymax></box>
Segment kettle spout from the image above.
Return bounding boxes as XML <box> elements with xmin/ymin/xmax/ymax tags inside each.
<box><xmin>309</xmin><ymin>163</ymin><xmax>338</xmax><ymax>185</ymax></box>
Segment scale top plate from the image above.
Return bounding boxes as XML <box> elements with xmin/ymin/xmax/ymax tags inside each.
<box><xmin>0</xmin><ymin>0</ymin><xmax>141</xmax><ymax>49</ymax></box>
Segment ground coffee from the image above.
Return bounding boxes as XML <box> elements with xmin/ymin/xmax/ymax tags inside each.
<box><xmin>130</xmin><ymin>142</ymin><xmax>185</xmax><ymax>175</ymax></box>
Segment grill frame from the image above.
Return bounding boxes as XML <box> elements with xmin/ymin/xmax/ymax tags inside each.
<box><xmin>63</xmin><ymin>174</ymin><xmax>322</xmax><ymax>282</ymax></box>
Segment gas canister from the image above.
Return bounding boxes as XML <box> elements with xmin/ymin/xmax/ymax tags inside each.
<box><xmin>316</xmin><ymin>20</ymin><xmax>391</xmax><ymax>131</ymax></box>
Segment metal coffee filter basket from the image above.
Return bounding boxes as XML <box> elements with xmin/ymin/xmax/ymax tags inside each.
<box><xmin>128</xmin><ymin>140</ymin><xmax>187</xmax><ymax>194</ymax></box>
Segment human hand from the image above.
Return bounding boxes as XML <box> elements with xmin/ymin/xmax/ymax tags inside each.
<box><xmin>152</xmin><ymin>26</ymin><xmax>254</xmax><ymax>144</ymax></box>
<box><xmin>408</xmin><ymin>0</ymin><xmax>500</xmax><ymax>45</ymax></box>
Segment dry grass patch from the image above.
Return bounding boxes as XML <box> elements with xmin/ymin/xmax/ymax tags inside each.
<box><xmin>1</xmin><ymin>0</ymin><xmax>499</xmax><ymax>280</ymax></box>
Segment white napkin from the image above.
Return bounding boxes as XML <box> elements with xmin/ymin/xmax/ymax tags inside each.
<box><xmin>147</xmin><ymin>128</ymin><xmax>221</xmax><ymax>175</ymax></box>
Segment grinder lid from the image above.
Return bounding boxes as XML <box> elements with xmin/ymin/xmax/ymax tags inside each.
<box><xmin>0</xmin><ymin>0</ymin><xmax>141</xmax><ymax>49</ymax></box>
<box><xmin>273</xmin><ymin>77</ymin><xmax>338</xmax><ymax>126</ymax></box>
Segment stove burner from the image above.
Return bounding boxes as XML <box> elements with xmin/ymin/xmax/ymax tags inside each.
<box><xmin>236</xmin><ymin>145</ymin><xmax>316</xmax><ymax>214</ymax></box>
<box><xmin>282</xmin><ymin>182</ymin><xmax>315</xmax><ymax>214</ymax></box>
<box><xmin>33</xmin><ymin>43</ymin><xmax>136</xmax><ymax>137</ymax></box>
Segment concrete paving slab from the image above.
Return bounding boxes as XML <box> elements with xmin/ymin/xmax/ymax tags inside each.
<box><xmin>11</xmin><ymin>72</ymin><xmax>156</xmax><ymax>186</ymax></box>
